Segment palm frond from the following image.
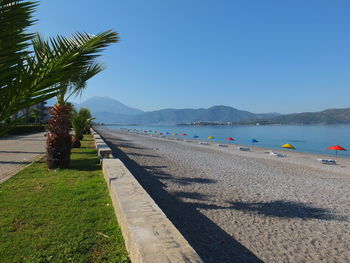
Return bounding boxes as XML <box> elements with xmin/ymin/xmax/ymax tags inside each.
<box><xmin>65</xmin><ymin>62</ymin><xmax>105</xmax><ymax>102</ymax></box>
<box><xmin>0</xmin><ymin>0</ymin><xmax>119</xmax><ymax>124</ymax></box>
<box><xmin>0</xmin><ymin>0</ymin><xmax>37</xmax><ymax>86</ymax></box>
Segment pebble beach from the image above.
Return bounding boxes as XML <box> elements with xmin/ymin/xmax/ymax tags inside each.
<box><xmin>97</xmin><ymin>127</ymin><xmax>350</xmax><ymax>263</ymax></box>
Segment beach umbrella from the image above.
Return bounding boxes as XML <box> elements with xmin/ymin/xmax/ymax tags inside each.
<box><xmin>281</xmin><ymin>143</ymin><xmax>296</xmax><ymax>150</ymax></box>
<box><xmin>181</xmin><ymin>133</ymin><xmax>187</xmax><ymax>136</ymax></box>
<box><xmin>166</xmin><ymin>132</ymin><xmax>170</xmax><ymax>135</ymax></box>
<box><xmin>327</xmin><ymin>145</ymin><xmax>346</xmax><ymax>158</ymax></box>
<box><xmin>208</xmin><ymin>136</ymin><xmax>214</xmax><ymax>139</ymax></box>
<box><xmin>251</xmin><ymin>139</ymin><xmax>259</xmax><ymax>150</ymax></box>
<box><xmin>226</xmin><ymin>137</ymin><xmax>234</xmax><ymax>141</ymax></box>
<box><xmin>172</xmin><ymin>133</ymin><xmax>177</xmax><ymax>135</ymax></box>
<box><xmin>159</xmin><ymin>133</ymin><xmax>163</xmax><ymax>135</ymax></box>
<box><xmin>193</xmin><ymin>135</ymin><xmax>199</xmax><ymax>139</ymax></box>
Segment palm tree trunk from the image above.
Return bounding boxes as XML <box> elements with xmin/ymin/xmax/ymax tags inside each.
<box><xmin>71</xmin><ymin>136</ymin><xmax>81</xmax><ymax>148</ymax></box>
<box><xmin>46</xmin><ymin>104</ymin><xmax>72</xmax><ymax>169</ymax></box>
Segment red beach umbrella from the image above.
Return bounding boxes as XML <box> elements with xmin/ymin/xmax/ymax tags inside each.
<box><xmin>181</xmin><ymin>133</ymin><xmax>187</xmax><ymax>136</ymax></box>
<box><xmin>226</xmin><ymin>137</ymin><xmax>234</xmax><ymax>141</ymax></box>
<box><xmin>327</xmin><ymin>145</ymin><xmax>347</xmax><ymax>158</ymax></box>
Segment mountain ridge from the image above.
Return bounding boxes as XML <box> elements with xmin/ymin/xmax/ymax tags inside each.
<box><xmin>75</xmin><ymin>96</ymin><xmax>350</xmax><ymax>125</ymax></box>
<box><xmin>130</xmin><ymin>105</ymin><xmax>280</xmax><ymax>124</ymax></box>
<box><xmin>266</xmin><ymin>108</ymin><xmax>350</xmax><ymax>124</ymax></box>
<box><xmin>79</xmin><ymin>96</ymin><xmax>143</xmax><ymax>116</ymax></box>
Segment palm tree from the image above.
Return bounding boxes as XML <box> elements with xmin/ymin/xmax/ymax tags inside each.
<box><xmin>31</xmin><ymin>108</ymin><xmax>41</xmax><ymax>123</ymax></box>
<box><xmin>78</xmin><ymin>107</ymin><xmax>94</xmax><ymax>135</ymax></box>
<box><xmin>45</xmin><ymin>62</ymin><xmax>106</xmax><ymax>168</ymax></box>
<box><xmin>0</xmin><ymin>0</ymin><xmax>119</xmax><ymax>135</ymax></box>
<box><xmin>71</xmin><ymin>108</ymin><xmax>94</xmax><ymax>148</ymax></box>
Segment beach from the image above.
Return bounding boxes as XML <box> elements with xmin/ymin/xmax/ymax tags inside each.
<box><xmin>96</xmin><ymin>127</ymin><xmax>350</xmax><ymax>263</ymax></box>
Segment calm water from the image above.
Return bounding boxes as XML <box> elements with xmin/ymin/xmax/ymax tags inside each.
<box><xmin>106</xmin><ymin>125</ymin><xmax>350</xmax><ymax>158</ymax></box>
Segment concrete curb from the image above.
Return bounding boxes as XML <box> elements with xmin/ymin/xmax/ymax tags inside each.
<box><xmin>91</xmin><ymin>128</ymin><xmax>203</xmax><ymax>263</ymax></box>
<box><xmin>91</xmin><ymin>129</ymin><xmax>112</xmax><ymax>158</ymax></box>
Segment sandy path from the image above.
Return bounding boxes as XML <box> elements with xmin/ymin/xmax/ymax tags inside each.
<box><xmin>97</xmin><ymin>127</ymin><xmax>350</xmax><ymax>263</ymax></box>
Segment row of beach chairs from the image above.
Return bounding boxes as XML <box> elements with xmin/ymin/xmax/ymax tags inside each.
<box><xmin>153</xmin><ymin>135</ymin><xmax>339</xmax><ymax>165</ymax></box>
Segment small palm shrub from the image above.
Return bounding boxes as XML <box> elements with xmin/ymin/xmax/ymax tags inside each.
<box><xmin>71</xmin><ymin>108</ymin><xmax>93</xmax><ymax>148</ymax></box>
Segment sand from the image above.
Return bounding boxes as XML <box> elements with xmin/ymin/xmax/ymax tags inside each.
<box><xmin>96</xmin><ymin>127</ymin><xmax>350</xmax><ymax>263</ymax></box>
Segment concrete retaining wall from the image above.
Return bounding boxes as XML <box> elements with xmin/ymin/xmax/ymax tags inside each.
<box><xmin>103</xmin><ymin>159</ymin><xmax>203</xmax><ymax>263</ymax></box>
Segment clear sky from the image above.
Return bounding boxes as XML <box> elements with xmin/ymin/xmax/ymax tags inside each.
<box><xmin>34</xmin><ymin>0</ymin><xmax>350</xmax><ymax>114</ymax></box>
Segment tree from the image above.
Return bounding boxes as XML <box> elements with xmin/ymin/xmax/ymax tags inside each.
<box><xmin>0</xmin><ymin>0</ymin><xmax>119</xmax><ymax>135</ymax></box>
<box><xmin>45</xmin><ymin>61</ymin><xmax>106</xmax><ymax>168</ymax></box>
<box><xmin>31</xmin><ymin>108</ymin><xmax>41</xmax><ymax>123</ymax></box>
<box><xmin>78</xmin><ymin>107</ymin><xmax>94</xmax><ymax>134</ymax></box>
<box><xmin>71</xmin><ymin>107</ymin><xmax>94</xmax><ymax>148</ymax></box>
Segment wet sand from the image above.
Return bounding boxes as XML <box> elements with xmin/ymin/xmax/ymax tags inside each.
<box><xmin>96</xmin><ymin>127</ymin><xmax>350</xmax><ymax>263</ymax></box>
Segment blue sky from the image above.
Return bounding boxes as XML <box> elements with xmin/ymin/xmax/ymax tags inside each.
<box><xmin>34</xmin><ymin>0</ymin><xmax>350</xmax><ymax>114</ymax></box>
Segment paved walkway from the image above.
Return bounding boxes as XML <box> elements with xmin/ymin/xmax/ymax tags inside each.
<box><xmin>0</xmin><ymin>132</ymin><xmax>46</xmax><ymax>184</ymax></box>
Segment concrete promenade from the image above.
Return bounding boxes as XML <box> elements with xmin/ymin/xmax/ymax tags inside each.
<box><xmin>0</xmin><ymin>132</ymin><xmax>46</xmax><ymax>183</ymax></box>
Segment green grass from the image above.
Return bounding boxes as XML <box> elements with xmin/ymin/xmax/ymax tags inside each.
<box><xmin>0</xmin><ymin>135</ymin><xmax>129</xmax><ymax>263</ymax></box>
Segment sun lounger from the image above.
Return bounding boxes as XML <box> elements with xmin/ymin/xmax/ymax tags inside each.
<box><xmin>199</xmin><ymin>142</ymin><xmax>209</xmax><ymax>145</ymax></box>
<box><xmin>317</xmin><ymin>159</ymin><xmax>337</xmax><ymax>165</ymax></box>
<box><xmin>218</xmin><ymin>144</ymin><xmax>228</xmax><ymax>147</ymax></box>
<box><xmin>269</xmin><ymin>151</ymin><xmax>287</xmax><ymax>157</ymax></box>
<box><xmin>318</xmin><ymin>159</ymin><xmax>328</xmax><ymax>164</ymax></box>
<box><xmin>238</xmin><ymin>147</ymin><xmax>250</xmax><ymax>151</ymax></box>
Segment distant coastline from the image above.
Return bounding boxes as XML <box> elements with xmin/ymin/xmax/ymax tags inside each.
<box><xmin>104</xmin><ymin>124</ymin><xmax>350</xmax><ymax>158</ymax></box>
<box><xmin>177</xmin><ymin>120</ymin><xmax>277</xmax><ymax>126</ymax></box>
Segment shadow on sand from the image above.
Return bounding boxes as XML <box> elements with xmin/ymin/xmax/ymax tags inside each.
<box><xmin>226</xmin><ymin>200</ymin><xmax>345</xmax><ymax>221</ymax></box>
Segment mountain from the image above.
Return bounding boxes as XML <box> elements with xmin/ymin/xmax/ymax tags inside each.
<box><xmin>267</xmin><ymin>108</ymin><xmax>350</xmax><ymax>124</ymax></box>
<box><xmin>130</xmin><ymin>106</ymin><xmax>279</xmax><ymax>124</ymax></box>
<box><xmin>76</xmin><ymin>97</ymin><xmax>280</xmax><ymax>124</ymax></box>
<box><xmin>92</xmin><ymin>112</ymin><xmax>137</xmax><ymax>124</ymax></box>
<box><xmin>79</xmin><ymin>96</ymin><xmax>144</xmax><ymax>116</ymax></box>
<box><xmin>74</xmin><ymin>97</ymin><xmax>350</xmax><ymax>125</ymax></box>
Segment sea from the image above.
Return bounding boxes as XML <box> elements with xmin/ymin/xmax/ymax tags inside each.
<box><xmin>105</xmin><ymin>125</ymin><xmax>350</xmax><ymax>158</ymax></box>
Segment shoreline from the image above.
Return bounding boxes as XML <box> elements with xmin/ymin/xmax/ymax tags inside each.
<box><xmin>121</xmin><ymin>129</ymin><xmax>350</xmax><ymax>175</ymax></box>
<box><xmin>109</xmin><ymin>125</ymin><xmax>350</xmax><ymax>159</ymax></box>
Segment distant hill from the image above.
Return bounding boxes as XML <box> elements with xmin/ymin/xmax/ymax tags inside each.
<box><xmin>75</xmin><ymin>97</ymin><xmax>281</xmax><ymax>124</ymax></box>
<box><xmin>79</xmin><ymin>96</ymin><xmax>144</xmax><ymax>116</ymax></box>
<box><xmin>267</xmin><ymin>108</ymin><xmax>350</xmax><ymax>124</ymax></box>
<box><xmin>131</xmin><ymin>105</ymin><xmax>280</xmax><ymax>124</ymax></box>
<box><xmin>92</xmin><ymin>112</ymin><xmax>137</xmax><ymax>124</ymax></box>
<box><xmin>76</xmin><ymin>96</ymin><xmax>350</xmax><ymax>125</ymax></box>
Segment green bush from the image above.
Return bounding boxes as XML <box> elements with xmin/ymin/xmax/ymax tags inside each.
<box><xmin>5</xmin><ymin>124</ymin><xmax>46</xmax><ymax>135</ymax></box>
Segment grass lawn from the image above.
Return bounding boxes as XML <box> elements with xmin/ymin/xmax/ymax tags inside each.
<box><xmin>0</xmin><ymin>135</ymin><xmax>129</xmax><ymax>263</ymax></box>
